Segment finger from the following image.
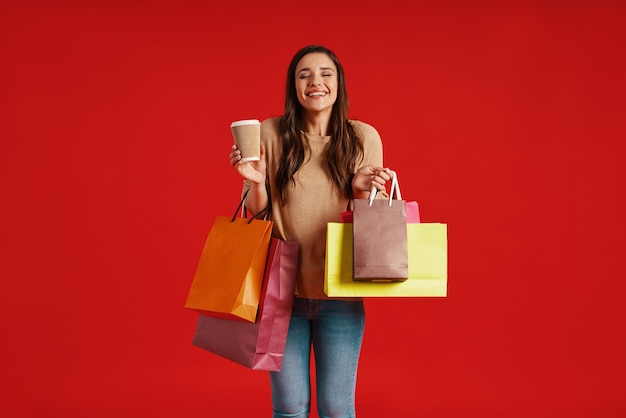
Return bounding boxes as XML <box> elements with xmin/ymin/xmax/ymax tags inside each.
<box><xmin>378</xmin><ymin>168</ymin><xmax>392</xmax><ymax>182</ymax></box>
<box><xmin>230</xmin><ymin>150</ymin><xmax>241</xmax><ymax>165</ymax></box>
<box><xmin>360</xmin><ymin>165</ymin><xmax>377</xmax><ymax>175</ymax></box>
<box><xmin>229</xmin><ymin>150</ymin><xmax>241</xmax><ymax>165</ymax></box>
<box><xmin>371</xmin><ymin>181</ymin><xmax>385</xmax><ymax>191</ymax></box>
<box><xmin>371</xmin><ymin>166</ymin><xmax>385</xmax><ymax>175</ymax></box>
<box><xmin>372</xmin><ymin>172</ymin><xmax>388</xmax><ymax>184</ymax></box>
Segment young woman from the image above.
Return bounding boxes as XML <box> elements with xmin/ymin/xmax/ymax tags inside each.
<box><xmin>229</xmin><ymin>45</ymin><xmax>391</xmax><ymax>418</ymax></box>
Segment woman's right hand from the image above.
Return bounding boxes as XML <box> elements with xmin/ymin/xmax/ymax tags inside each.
<box><xmin>229</xmin><ymin>144</ymin><xmax>267</xmax><ymax>185</ymax></box>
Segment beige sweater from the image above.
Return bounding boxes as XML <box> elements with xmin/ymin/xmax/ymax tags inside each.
<box><xmin>244</xmin><ymin>116</ymin><xmax>385</xmax><ymax>300</ymax></box>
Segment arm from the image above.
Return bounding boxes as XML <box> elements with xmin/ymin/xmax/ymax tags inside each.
<box><xmin>229</xmin><ymin>144</ymin><xmax>269</xmax><ymax>215</ymax></box>
<box><xmin>351</xmin><ymin>121</ymin><xmax>392</xmax><ymax>199</ymax></box>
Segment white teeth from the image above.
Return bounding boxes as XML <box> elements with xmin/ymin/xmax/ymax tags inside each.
<box><xmin>308</xmin><ymin>92</ymin><xmax>326</xmax><ymax>97</ymax></box>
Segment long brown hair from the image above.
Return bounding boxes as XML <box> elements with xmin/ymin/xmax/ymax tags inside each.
<box><xmin>276</xmin><ymin>45</ymin><xmax>364</xmax><ymax>204</ymax></box>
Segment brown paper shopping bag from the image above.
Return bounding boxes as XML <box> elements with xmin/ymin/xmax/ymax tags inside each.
<box><xmin>185</xmin><ymin>193</ymin><xmax>272</xmax><ymax>322</ymax></box>
<box><xmin>352</xmin><ymin>171</ymin><xmax>408</xmax><ymax>281</ymax></box>
<box><xmin>341</xmin><ymin>200</ymin><xmax>420</xmax><ymax>223</ymax></box>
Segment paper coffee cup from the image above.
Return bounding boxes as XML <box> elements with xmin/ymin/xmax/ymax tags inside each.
<box><xmin>230</xmin><ymin>119</ymin><xmax>261</xmax><ymax>162</ymax></box>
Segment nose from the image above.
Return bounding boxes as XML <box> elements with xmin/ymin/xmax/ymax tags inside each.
<box><xmin>309</xmin><ymin>73</ymin><xmax>322</xmax><ymax>86</ymax></box>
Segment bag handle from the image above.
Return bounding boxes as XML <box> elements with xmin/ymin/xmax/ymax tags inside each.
<box><xmin>368</xmin><ymin>170</ymin><xmax>401</xmax><ymax>206</ymax></box>
<box><xmin>232</xmin><ymin>189</ymin><xmax>270</xmax><ymax>224</ymax></box>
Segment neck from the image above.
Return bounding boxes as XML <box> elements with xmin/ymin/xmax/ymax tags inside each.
<box><xmin>301</xmin><ymin>110</ymin><xmax>331</xmax><ymax>136</ymax></box>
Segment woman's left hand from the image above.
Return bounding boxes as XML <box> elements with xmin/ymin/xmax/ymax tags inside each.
<box><xmin>352</xmin><ymin>165</ymin><xmax>391</xmax><ymax>199</ymax></box>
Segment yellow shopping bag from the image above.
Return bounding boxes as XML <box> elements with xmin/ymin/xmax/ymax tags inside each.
<box><xmin>324</xmin><ymin>222</ymin><xmax>447</xmax><ymax>297</ymax></box>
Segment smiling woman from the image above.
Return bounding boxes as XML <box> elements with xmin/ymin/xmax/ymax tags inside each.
<box><xmin>295</xmin><ymin>53</ymin><xmax>338</xmax><ymax>118</ymax></box>
<box><xmin>227</xmin><ymin>44</ymin><xmax>393</xmax><ymax>418</ymax></box>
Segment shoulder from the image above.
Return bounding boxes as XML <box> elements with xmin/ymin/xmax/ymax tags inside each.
<box><xmin>349</xmin><ymin>119</ymin><xmax>382</xmax><ymax>144</ymax></box>
<box><xmin>260</xmin><ymin>117</ymin><xmax>282</xmax><ymax>145</ymax></box>
<box><xmin>261</xmin><ymin>116</ymin><xmax>281</xmax><ymax>134</ymax></box>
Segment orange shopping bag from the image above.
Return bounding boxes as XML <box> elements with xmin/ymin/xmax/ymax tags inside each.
<box><xmin>185</xmin><ymin>193</ymin><xmax>272</xmax><ymax>322</ymax></box>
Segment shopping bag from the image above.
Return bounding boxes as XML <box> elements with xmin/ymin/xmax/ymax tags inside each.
<box><xmin>340</xmin><ymin>201</ymin><xmax>420</xmax><ymax>223</ymax></box>
<box><xmin>353</xmin><ymin>171</ymin><xmax>408</xmax><ymax>281</ymax></box>
<box><xmin>325</xmin><ymin>222</ymin><xmax>447</xmax><ymax>297</ymax></box>
<box><xmin>192</xmin><ymin>238</ymin><xmax>299</xmax><ymax>371</ymax></box>
<box><xmin>184</xmin><ymin>194</ymin><xmax>272</xmax><ymax>322</ymax></box>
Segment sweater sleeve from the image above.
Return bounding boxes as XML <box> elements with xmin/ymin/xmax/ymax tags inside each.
<box><xmin>353</xmin><ymin>120</ymin><xmax>384</xmax><ymax>168</ymax></box>
<box><xmin>352</xmin><ymin>120</ymin><xmax>389</xmax><ymax>200</ymax></box>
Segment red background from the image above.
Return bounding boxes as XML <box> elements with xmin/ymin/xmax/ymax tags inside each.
<box><xmin>1</xmin><ymin>0</ymin><xmax>625</xmax><ymax>417</ymax></box>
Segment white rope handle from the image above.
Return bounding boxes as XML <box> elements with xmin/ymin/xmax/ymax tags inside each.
<box><xmin>368</xmin><ymin>170</ymin><xmax>401</xmax><ymax>206</ymax></box>
<box><xmin>387</xmin><ymin>170</ymin><xmax>401</xmax><ymax>205</ymax></box>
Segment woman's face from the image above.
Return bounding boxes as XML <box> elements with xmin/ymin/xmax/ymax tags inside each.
<box><xmin>294</xmin><ymin>52</ymin><xmax>338</xmax><ymax>116</ymax></box>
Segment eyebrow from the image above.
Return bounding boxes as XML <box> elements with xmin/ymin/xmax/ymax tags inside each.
<box><xmin>297</xmin><ymin>67</ymin><xmax>336</xmax><ymax>74</ymax></box>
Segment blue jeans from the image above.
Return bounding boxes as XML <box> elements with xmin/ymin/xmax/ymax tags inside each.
<box><xmin>270</xmin><ymin>298</ymin><xmax>366</xmax><ymax>418</ymax></box>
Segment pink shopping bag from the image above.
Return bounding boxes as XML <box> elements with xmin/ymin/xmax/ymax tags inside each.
<box><xmin>192</xmin><ymin>238</ymin><xmax>298</xmax><ymax>371</ymax></box>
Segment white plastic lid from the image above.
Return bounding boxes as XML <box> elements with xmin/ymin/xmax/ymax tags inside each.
<box><xmin>230</xmin><ymin>119</ymin><xmax>260</xmax><ymax>128</ymax></box>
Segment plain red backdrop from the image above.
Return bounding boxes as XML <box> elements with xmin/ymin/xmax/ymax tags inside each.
<box><xmin>1</xmin><ymin>0</ymin><xmax>625</xmax><ymax>417</ymax></box>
